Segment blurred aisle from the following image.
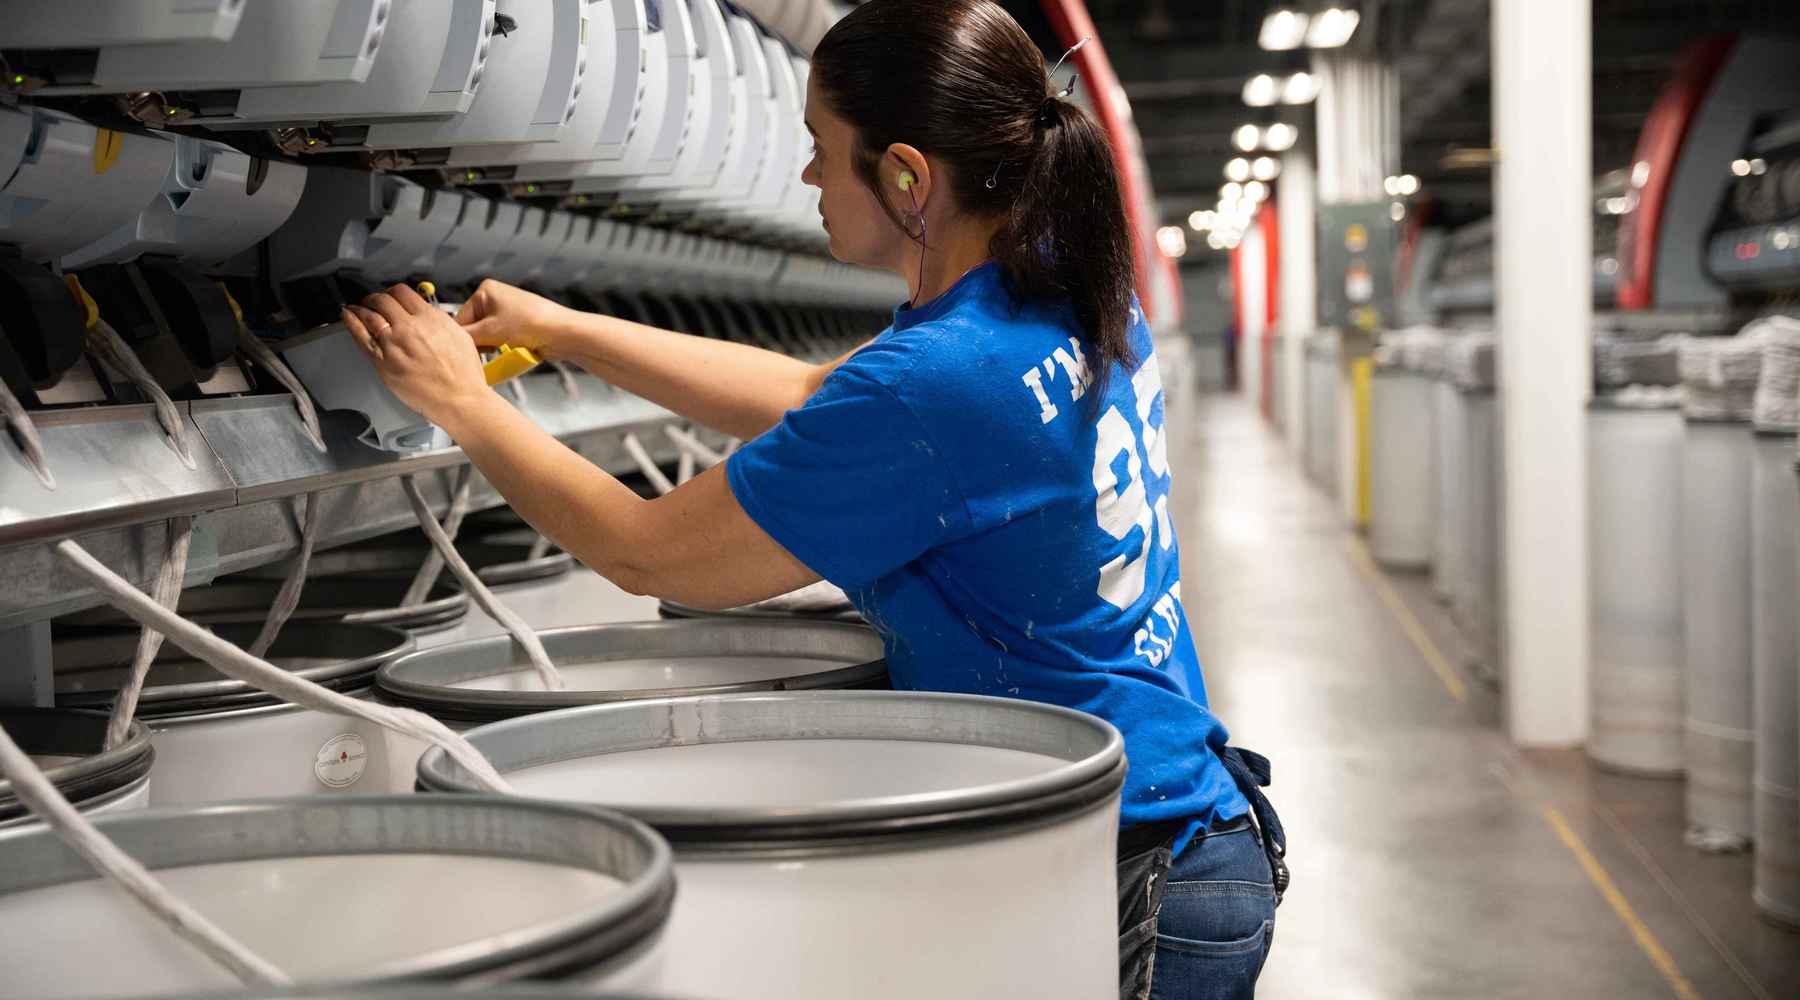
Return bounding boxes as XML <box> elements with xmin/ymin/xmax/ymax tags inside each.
<box><xmin>1171</xmin><ymin>390</ymin><xmax>1799</xmax><ymax>1000</ymax></box>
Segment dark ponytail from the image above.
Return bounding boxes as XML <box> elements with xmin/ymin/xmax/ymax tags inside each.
<box><xmin>810</xmin><ymin>0</ymin><xmax>1137</xmax><ymax>401</ymax></box>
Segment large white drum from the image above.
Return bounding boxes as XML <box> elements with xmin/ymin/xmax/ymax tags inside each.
<box><xmin>418</xmin><ymin>691</ymin><xmax>1127</xmax><ymax>1000</ymax></box>
<box><xmin>1305</xmin><ymin>333</ymin><xmax>1339</xmax><ymax>489</ymax></box>
<box><xmin>0</xmin><ymin>708</ymin><xmax>154</xmax><ymax>831</ymax></box>
<box><xmin>379</xmin><ymin>619</ymin><xmax>888</xmax><ymax>724</ymax></box>
<box><xmin>1754</xmin><ymin>435</ymin><xmax>1800</xmax><ymax>924</ymax></box>
<box><xmin>1370</xmin><ymin>367</ymin><xmax>1437</xmax><ymax>569</ymax></box>
<box><xmin>1432</xmin><ymin>379</ymin><xmax>1464</xmax><ymax>604</ymax></box>
<box><xmin>1679</xmin><ymin>419</ymin><xmax>1755</xmax><ymax>845</ymax></box>
<box><xmin>54</xmin><ymin>623</ymin><xmax>420</xmax><ymax>803</ymax></box>
<box><xmin>1587</xmin><ymin>399</ymin><xmax>1686</xmax><ymax>775</ymax></box>
<box><xmin>1456</xmin><ymin>386</ymin><xmax>1505</xmax><ymax>681</ymax></box>
<box><xmin>0</xmin><ymin>796</ymin><xmax>675</xmax><ymax>997</ymax></box>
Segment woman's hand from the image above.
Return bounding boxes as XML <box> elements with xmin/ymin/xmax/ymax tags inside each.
<box><xmin>342</xmin><ymin>284</ymin><xmax>489</xmax><ymax>427</ymax></box>
<box><xmin>455</xmin><ymin>279</ymin><xmax>575</xmax><ymax>357</ymax></box>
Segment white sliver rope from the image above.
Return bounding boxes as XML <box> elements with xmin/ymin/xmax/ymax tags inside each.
<box><xmin>621</xmin><ymin>433</ymin><xmax>676</xmax><ymax>496</ymax></box>
<box><xmin>664</xmin><ymin>425</ymin><xmax>724</xmax><ymax>468</ymax></box>
<box><xmin>53</xmin><ymin>538</ymin><xmax>513</xmax><ymax>793</ymax></box>
<box><xmin>0</xmin><ymin>721</ymin><xmax>289</xmax><ymax>986</ymax></box>
<box><xmin>399</xmin><ymin>476</ymin><xmax>564</xmax><ymax>692</ymax></box>
<box><xmin>105</xmin><ymin>516</ymin><xmax>192</xmax><ymax>751</ymax></box>
<box><xmin>401</xmin><ymin>468</ymin><xmax>475</xmax><ymax>608</ymax></box>
<box><xmin>84</xmin><ymin>320</ymin><xmax>196</xmax><ymax>470</ymax></box>
<box><xmin>247</xmin><ymin>494</ymin><xmax>322</xmax><ymax>660</ymax></box>
<box><xmin>0</xmin><ymin>378</ymin><xmax>54</xmax><ymax>489</ymax></box>
<box><xmin>550</xmin><ymin>359</ymin><xmax>581</xmax><ymax>399</ymax></box>
<box><xmin>232</xmin><ymin>320</ymin><xmax>326</xmax><ymax>452</ymax></box>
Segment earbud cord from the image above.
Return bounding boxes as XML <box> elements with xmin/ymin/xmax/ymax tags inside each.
<box><xmin>907</xmin><ymin>183</ymin><xmax>927</xmax><ymax>310</ymax></box>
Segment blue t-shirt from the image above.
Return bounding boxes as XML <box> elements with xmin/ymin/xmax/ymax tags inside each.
<box><xmin>727</xmin><ymin>262</ymin><xmax>1248</xmax><ymax>850</ymax></box>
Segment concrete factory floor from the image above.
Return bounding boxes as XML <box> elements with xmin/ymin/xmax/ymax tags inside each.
<box><xmin>1173</xmin><ymin>390</ymin><xmax>1800</xmax><ymax>999</ymax></box>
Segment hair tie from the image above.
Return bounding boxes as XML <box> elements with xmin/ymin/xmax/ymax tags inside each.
<box><xmin>1038</xmin><ymin>73</ymin><xmax>1077</xmax><ymax>128</ymax></box>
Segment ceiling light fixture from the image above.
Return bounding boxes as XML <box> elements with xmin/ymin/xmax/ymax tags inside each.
<box><xmin>1263</xmin><ymin>123</ymin><xmax>1298</xmax><ymax>151</ymax></box>
<box><xmin>1225</xmin><ymin>158</ymin><xmax>1252</xmax><ymax>182</ymax></box>
<box><xmin>1188</xmin><ymin>210</ymin><xmax>1217</xmax><ymax>232</ymax></box>
<box><xmin>1281</xmin><ymin>71</ymin><xmax>1320</xmax><ymax>105</ymax></box>
<box><xmin>1258</xmin><ymin>8</ymin><xmax>1309</xmax><ymax>51</ymax></box>
<box><xmin>1305</xmin><ymin>7</ymin><xmax>1361</xmax><ymax>49</ymax></box>
<box><xmin>1243</xmin><ymin>73</ymin><xmax>1279</xmax><ymax>107</ymax></box>
<box><xmin>1233</xmin><ymin>124</ymin><xmax>1262</xmax><ymax>152</ymax></box>
<box><xmin>1221</xmin><ymin>181</ymin><xmax>1245</xmax><ymax>202</ymax></box>
<box><xmin>1156</xmin><ymin>225</ymin><xmax>1189</xmax><ymax>259</ymax></box>
<box><xmin>1252</xmin><ymin>157</ymin><xmax>1281</xmax><ymax>182</ymax></box>
<box><xmin>1244</xmin><ymin>180</ymin><xmax>1269</xmax><ymax>203</ymax></box>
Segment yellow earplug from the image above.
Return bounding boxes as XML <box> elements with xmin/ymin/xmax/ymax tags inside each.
<box><xmin>898</xmin><ymin>171</ymin><xmax>916</xmax><ymax>192</ymax></box>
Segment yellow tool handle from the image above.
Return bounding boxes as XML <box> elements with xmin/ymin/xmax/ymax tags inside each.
<box><xmin>483</xmin><ymin>344</ymin><xmax>542</xmax><ymax>386</ymax></box>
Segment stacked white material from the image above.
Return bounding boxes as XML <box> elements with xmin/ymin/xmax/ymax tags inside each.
<box><xmin>1678</xmin><ymin>327</ymin><xmax>1760</xmax><ymax>848</ymax></box>
<box><xmin>1752</xmin><ymin>316</ymin><xmax>1800</xmax><ymax>434</ymax></box>
<box><xmin>1446</xmin><ymin>332</ymin><xmax>1498</xmax><ymax>391</ymax></box>
<box><xmin>1678</xmin><ymin>332</ymin><xmax>1765</xmax><ymax>421</ymax></box>
<box><xmin>1594</xmin><ymin>333</ymin><xmax>1683</xmax><ymax>389</ymax></box>
<box><xmin>1750</xmin><ymin>314</ymin><xmax>1800</xmax><ymax>921</ymax></box>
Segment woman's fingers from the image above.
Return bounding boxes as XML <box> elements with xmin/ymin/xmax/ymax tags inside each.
<box><xmin>341</xmin><ymin>307</ymin><xmax>382</xmax><ymax>361</ymax></box>
<box><xmin>385</xmin><ymin>282</ymin><xmax>433</xmax><ymax>315</ymax></box>
<box><xmin>361</xmin><ymin>290</ymin><xmax>411</xmax><ymax>328</ymax></box>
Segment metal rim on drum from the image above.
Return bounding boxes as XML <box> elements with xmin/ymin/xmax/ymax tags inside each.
<box><xmin>0</xmin><ymin>709</ymin><xmax>155</xmax><ymax>826</ymax></box>
<box><xmin>417</xmin><ymin>690</ymin><xmax>1127</xmax><ymax>853</ymax></box>
<box><xmin>137</xmin><ymin>991</ymin><xmax>673</xmax><ymax>999</ymax></box>
<box><xmin>289</xmin><ymin>541</ymin><xmax>575</xmax><ymax>588</ymax></box>
<box><xmin>377</xmin><ymin>620</ymin><xmax>890</xmax><ymax>725</ymax></box>
<box><xmin>56</xmin><ymin>576</ymin><xmax>470</xmax><ymax>634</ymax></box>
<box><xmin>656</xmin><ymin>598</ymin><xmax>862</xmax><ymax>624</ymax></box>
<box><xmin>53</xmin><ymin>622</ymin><xmax>414</xmax><ymax>718</ymax></box>
<box><xmin>0</xmin><ymin>796</ymin><xmax>675</xmax><ymax>986</ymax></box>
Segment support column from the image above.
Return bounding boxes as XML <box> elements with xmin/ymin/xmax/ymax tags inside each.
<box><xmin>1494</xmin><ymin>0</ymin><xmax>1592</xmax><ymax>745</ymax></box>
<box><xmin>1277</xmin><ymin>144</ymin><xmax>1318</xmax><ymax>441</ymax></box>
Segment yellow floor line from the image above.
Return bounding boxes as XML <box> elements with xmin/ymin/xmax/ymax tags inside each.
<box><xmin>1590</xmin><ymin>800</ymin><xmax>1770</xmax><ymax>1000</ymax></box>
<box><xmin>1341</xmin><ymin>536</ymin><xmax>1469</xmax><ymax>703</ymax></box>
<box><xmin>1542</xmin><ymin>806</ymin><xmax>1705</xmax><ymax>1000</ymax></box>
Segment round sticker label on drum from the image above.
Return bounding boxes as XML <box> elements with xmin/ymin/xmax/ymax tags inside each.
<box><xmin>314</xmin><ymin>733</ymin><xmax>369</xmax><ymax>789</ymax></box>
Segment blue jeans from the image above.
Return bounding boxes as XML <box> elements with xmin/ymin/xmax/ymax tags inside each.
<box><xmin>1149</xmin><ymin>819</ymin><xmax>1278</xmax><ymax>1000</ymax></box>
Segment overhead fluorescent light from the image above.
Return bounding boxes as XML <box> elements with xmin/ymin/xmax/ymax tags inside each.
<box><xmin>1263</xmin><ymin>123</ymin><xmax>1298</xmax><ymax>151</ymax></box>
<box><xmin>1225</xmin><ymin>158</ymin><xmax>1252</xmax><ymax>183</ymax></box>
<box><xmin>1243</xmin><ymin>74</ymin><xmax>1279</xmax><ymax>107</ymax></box>
<box><xmin>1156</xmin><ymin>225</ymin><xmax>1188</xmax><ymax>259</ymax></box>
<box><xmin>1259</xmin><ymin>8</ymin><xmax>1309</xmax><ymax>51</ymax></box>
<box><xmin>1281</xmin><ymin>71</ymin><xmax>1320</xmax><ymax>105</ymax></box>
<box><xmin>1305</xmin><ymin>8</ymin><xmax>1360</xmax><ymax>49</ymax></box>
<box><xmin>1233</xmin><ymin>124</ymin><xmax>1262</xmax><ymax>152</ymax></box>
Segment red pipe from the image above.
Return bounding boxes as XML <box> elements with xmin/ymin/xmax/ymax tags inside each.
<box><xmin>1616</xmin><ymin>35</ymin><xmax>1735</xmax><ymax>311</ymax></box>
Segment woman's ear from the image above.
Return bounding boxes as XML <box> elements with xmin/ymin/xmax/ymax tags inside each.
<box><xmin>884</xmin><ymin>143</ymin><xmax>931</xmax><ymax>205</ymax></box>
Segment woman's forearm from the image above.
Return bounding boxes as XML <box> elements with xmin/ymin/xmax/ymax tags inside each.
<box><xmin>551</xmin><ymin>310</ymin><xmax>823</xmax><ymax>439</ymax></box>
<box><xmin>435</xmin><ymin>391</ymin><xmax>819</xmax><ymax>607</ymax></box>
